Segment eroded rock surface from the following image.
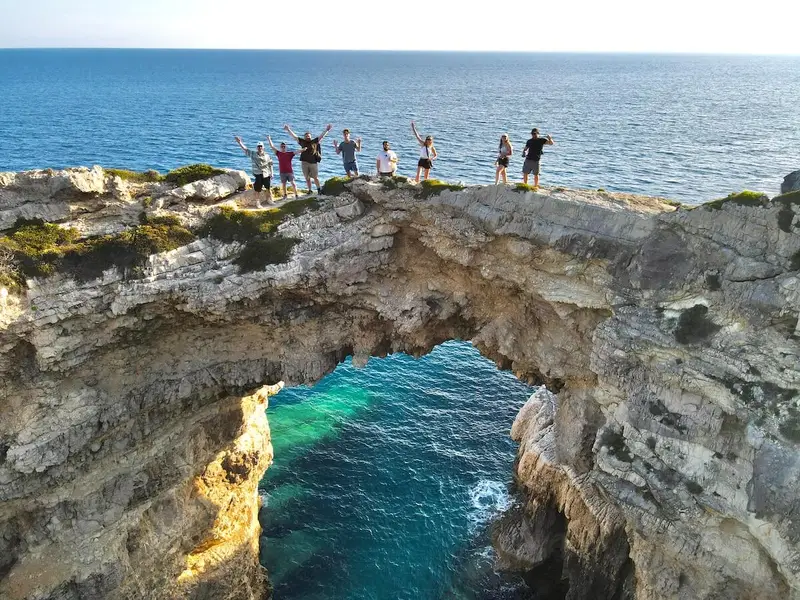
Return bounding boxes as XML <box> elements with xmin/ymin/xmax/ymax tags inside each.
<box><xmin>1</xmin><ymin>171</ymin><xmax>799</xmax><ymax>599</ymax></box>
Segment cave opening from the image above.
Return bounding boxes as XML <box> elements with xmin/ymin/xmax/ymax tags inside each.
<box><xmin>257</xmin><ymin>340</ymin><xmax>540</xmax><ymax>599</ymax></box>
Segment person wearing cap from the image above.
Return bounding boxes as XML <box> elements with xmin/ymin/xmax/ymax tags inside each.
<box><xmin>234</xmin><ymin>135</ymin><xmax>274</xmax><ymax>206</ymax></box>
<box><xmin>283</xmin><ymin>123</ymin><xmax>333</xmax><ymax>194</ymax></box>
<box><xmin>333</xmin><ymin>129</ymin><xmax>362</xmax><ymax>177</ymax></box>
<box><xmin>376</xmin><ymin>141</ymin><xmax>398</xmax><ymax>177</ymax></box>
<box><xmin>411</xmin><ymin>121</ymin><xmax>438</xmax><ymax>183</ymax></box>
<box><xmin>267</xmin><ymin>135</ymin><xmax>300</xmax><ymax>200</ymax></box>
<box><xmin>522</xmin><ymin>128</ymin><xmax>555</xmax><ymax>187</ymax></box>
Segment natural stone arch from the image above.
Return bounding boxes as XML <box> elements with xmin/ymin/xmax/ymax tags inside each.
<box><xmin>1</xmin><ymin>170</ymin><xmax>799</xmax><ymax>599</ymax></box>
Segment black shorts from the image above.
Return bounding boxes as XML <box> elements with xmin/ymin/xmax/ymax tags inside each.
<box><xmin>418</xmin><ymin>158</ymin><xmax>433</xmax><ymax>169</ymax></box>
<box><xmin>497</xmin><ymin>156</ymin><xmax>509</xmax><ymax>168</ymax></box>
<box><xmin>253</xmin><ymin>173</ymin><xmax>271</xmax><ymax>192</ymax></box>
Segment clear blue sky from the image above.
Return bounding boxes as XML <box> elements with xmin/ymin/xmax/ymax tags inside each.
<box><xmin>1</xmin><ymin>0</ymin><xmax>799</xmax><ymax>54</ymax></box>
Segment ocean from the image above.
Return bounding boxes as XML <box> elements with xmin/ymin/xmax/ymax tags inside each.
<box><xmin>2</xmin><ymin>49</ymin><xmax>799</xmax><ymax>599</ymax></box>
<box><xmin>1</xmin><ymin>50</ymin><xmax>799</xmax><ymax>202</ymax></box>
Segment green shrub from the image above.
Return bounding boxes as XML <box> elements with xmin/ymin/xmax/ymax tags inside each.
<box><xmin>164</xmin><ymin>164</ymin><xmax>226</xmax><ymax>187</ymax></box>
<box><xmin>321</xmin><ymin>176</ymin><xmax>350</xmax><ymax>196</ymax></box>
<box><xmin>416</xmin><ymin>178</ymin><xmax>465</xmax><ymax>199</ymax></box>
<box><xmin>0</xmin><ymin>218</ymin><xmax>195</xmax><ymax>283</ymax></box>
<box><xmin>701</xmin><ymin>190</ymin><xmax>768</xmax><ymax>211</ymax></box>
<box><xmin>105</xmin><ymin>168</ymin><xmax>164</xmax><ymax>183</ymax></box>
<box><xmin>197</xmin><ymin>200</ymin><xmax>318</xmax><ymax>273</ymax></box>
<box><xmin>515</xmin><ymin>183</ymin><xmax>537</xmax><ymax>192</ymax></box>
<box><xmin>234</xmin><ymin>236</ymin><xmax>301</xmax><ymax>273</ymax></box>
<box><xmin>198</xmin><ymin>200</ymin><xmax>319</xmax><ymax>243</ymax></box>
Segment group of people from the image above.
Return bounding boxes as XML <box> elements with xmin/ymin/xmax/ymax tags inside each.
<box><xmin>234</xmin><ymin>122</ymin><xmax>554</xmax><ymax>206</ymax></box>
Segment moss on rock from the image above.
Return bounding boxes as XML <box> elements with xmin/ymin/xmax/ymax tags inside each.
<box><xmin>416</xmin><ymin>178</ymin><xmax>465</xmax><ymax>199</ymax></box>
<box><xmin>0</xmin><ymin>216</ymin><xmax>195</xmax><ymax>283</ymax></box>
<box><xmin>701</xmin><ymin>190</ymin><xmax>769</xmax><ymax>211</ymax></box>
<box><xmin>515</xmin><ymin>183</ymin><xmax>537</xmax><ymax>192</ymax></box>
<box><xmin>198</xmin><ymin>200</ymin><xmax>318</xmax><ymax>273</ymax></box>
<box><xmin>164</xmin><ymin>164</ymin><xmax>226</xmax><ymax>187</ymax></box>
<box><xmin>321</xmin><ymin>177</ymin><xmax>350</xmax><ymax>197</ymax></box>
<box><xmin>105</xmin><ymin>168</ymin><xmax>164</xmax><ymax>183</ymax></box>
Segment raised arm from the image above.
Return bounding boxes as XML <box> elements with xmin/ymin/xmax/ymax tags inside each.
<box><xmin>318</xmin><ymin>124</ymin><xmax>333</xmax><ymax>141</ymax></box>
<box><xmin>234</xmin><ymin>136</ymin><xmax>248</xmax><ymax>153</ymax></box>
<box><xmin>546</xmin><ymin>134</ymin><xmax>555</xmax><ymax>145</ymax></box>
<box><xmin>355</xmin><ymin>137</ymin><xmax>362</xmax><ymax>152</ymax></box>
<box><xmin>267</xmin><ymin>135</ymin><xmax>278</xmax><ymax>152</ymax></box>
<box><xmin>333</xmin><ymin>139</ymin><xmax>341</xmax><ymax>154</ymax></box>
<box><xmin>283</xmin><ymin>124</ymin><xmax>300</xmax><ymax>141</ymax></box>
<box><xmin>411</xmin><ymin>121</ymin><xmax>424</xmax><ymax>144</ymax></box>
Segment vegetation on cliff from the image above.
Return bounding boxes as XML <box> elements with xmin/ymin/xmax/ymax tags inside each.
<box><xmin>701</xmin><ymin>190</ymin><xmax>769</xmax><ymax>211</ymax></box>
<box><xmin>416</xmin><ymin>178</ymin><xmax>465</xmax><ymax>199</ymax></box>
<box><xmin>321</xmin><ymin>177</ymin><xmax>351</xmax><ymax>197</ymax></box>
<box><xmin>198</xmin><ymin>199</ymin><xmax>319</xmax><ymax>272</ymax></box>
<box><xmin>104</xmin><ymin>164</ymin><xmax>226</xmax><ymax>186</ymax></box>
<box><xmin>0</xmin><ymin>217</ymin><xmax>196</xmax><ymax>285</ymax></box>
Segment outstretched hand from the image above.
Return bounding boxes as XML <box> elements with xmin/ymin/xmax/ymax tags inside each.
<box><xmin>283</xmin><ymin>124</ymin><xmax>290</xmax><ymax>131</ymax></box>
<box><xmin>234</xmin><ymin>136</ymin><xmax>241</xmax><ymax>142</ymax></box>
<box><xmin>325</xmin><ymin>123</ymin><xmax>333</xmax><ymax>131</ymax></box>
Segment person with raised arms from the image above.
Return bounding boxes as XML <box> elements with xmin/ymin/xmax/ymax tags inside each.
<box><xmin>234</xmin><ymin>136</ymin><xmax>274</xmax><ymax>207</ymax></box>
<box><xmin>283</xmin><ymin>123</ymin><xmax>332</xmax><ymax>194</ymax></box>
<box><xmin>333</xmin><ymin>129</ymin><xmax>362</xmax><ymax>177</ymax></box>
<box><xmin>411</xmin><ymin>121</ymin><xmax>438</xmax><ymax>183</ymax></box>
<box><xmin>267</xmin><ymin>135</ymin><xmax>300</xmax><ymax>200</ymax></box>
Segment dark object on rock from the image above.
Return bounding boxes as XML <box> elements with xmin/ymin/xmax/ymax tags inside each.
<box><xmin>782</xmin><ymin>170</ymin><xmax>800</xmax><ymax>194</ymax></box>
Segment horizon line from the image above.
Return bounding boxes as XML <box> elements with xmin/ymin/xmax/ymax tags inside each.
<box><xmin>1</xmin><ymin>47</ymin><xmax>799</xmax><ymax>58</ymax></box>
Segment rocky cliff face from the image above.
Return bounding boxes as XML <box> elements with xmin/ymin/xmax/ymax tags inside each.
<box><xmin>1</xmin><ymin>169</ymin><xmax>799</xmax><ymax>599</ymax></box>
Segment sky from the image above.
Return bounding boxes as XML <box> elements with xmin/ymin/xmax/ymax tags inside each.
<box><xmin>0</xmin><ymin>0</ymin><xmax>799</xmax><ymax>54</ymax></box>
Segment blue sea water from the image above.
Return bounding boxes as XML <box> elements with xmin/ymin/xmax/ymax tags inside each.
<box><xmin>260</xmin><ymin>342</ymin><xmax>534</xmax><ymax>599</ymax></box>
<box><xmin>3</xmin><ymin>50</ymin><xmax>800</xmax><ymax>598</ymax></box>
<box><xmin>1</xmin><ymin>49</ymin><xmax>799</xmax><ymax>202</ymax></box>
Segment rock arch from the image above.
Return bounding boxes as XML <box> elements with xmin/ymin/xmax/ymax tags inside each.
<box><xmin>1</xmin><ymin>171</ymin><xmax>799</xmax><ymax>599</ymax></box>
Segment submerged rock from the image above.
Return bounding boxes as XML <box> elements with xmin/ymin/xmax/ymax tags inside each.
<box><xmin>1</xmin><ymin>171</ymin><xmax>799</xmax><ymax>599</ymax></box>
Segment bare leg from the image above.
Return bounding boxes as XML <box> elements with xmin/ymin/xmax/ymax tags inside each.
<box><xmin>314</xmin><ymin>177</ymin><xmax>321</xmax><ymax>192</ymax></box>
<box><xmin>291</xmin><ymin>181</ymin><xmax>299</xmax><ymax>198</ymax></box>
<box><xmin>281</xmin><ymin>180</ymin><xmax>287</xmax><ymax>199</ymax></box>
<box><xmin>523</xmin><ymin>172</ymin><xmax>529</xmax><ymax>185</ymax></box>
<box><xmin>534</xmin><ymin>174</ymin><xmax>540</xmax><ymax>187</ymax></box>
<box><xmin>423</xmin><ymin>168</ymin><xmax>430</xmax><ymax>181</ymax></box>
<box><xmin>495</xmin><ymin>166</ymin><xmax>501</xmax><ymax>185</ymax></box>
<box><xmin>415</xmin><ymin>166</ymin><xmax>422</xmax><ymax>183</ymax></box>
<box><xmin>501</xmin><ymin>168</ymin><xmax>508</xmax><ymax>184</ymax></box>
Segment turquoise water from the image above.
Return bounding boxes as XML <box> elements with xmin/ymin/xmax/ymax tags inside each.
<box><xmin>259</xmin><ymin>342</ymin><xmax>535</xmax><ymax>599</ymax></box>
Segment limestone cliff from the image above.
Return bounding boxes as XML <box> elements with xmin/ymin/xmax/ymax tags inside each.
<box><xmin>1</xmin><ymin>169</ymin><xmax>799</xmax><ymax>599</ymax></box>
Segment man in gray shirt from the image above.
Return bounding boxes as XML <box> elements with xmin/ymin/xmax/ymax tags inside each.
<box><xmin>333</xmin><ymin>129</ymin><xmax>362</xmax><ymax>177</ymax></box>
<box><xmin>234</xmin><ymin>136</ymin><xmax>274</xmax><ymax>206</ymax></box>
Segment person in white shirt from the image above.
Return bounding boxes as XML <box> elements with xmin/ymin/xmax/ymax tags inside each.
<box><xmin>376</xmin><ymin>141</ymin><xmax>398</xmax><ymax>177</ymax></box>
<box><xmin>411</xmin><ymin>121</ymin><xmax>438</xmax><ymax>182</ymax></box>
<box><xmin>234</xmin><ymin>136</ymin><xmax>274</xmax><ymax>207</ymax></box>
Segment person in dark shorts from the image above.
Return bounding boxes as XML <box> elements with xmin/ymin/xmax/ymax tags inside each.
<box><xmin>495</xmin><ymin>134</ymin><xmax>513</xmax><ymax>184</ymax></box>
<box><xmin>411</xmin><ymin>121</ymin><xmax>438</xmax><ymax>183</ymax></box>
<box><xmin>267</xmin><ymin>135</ymin><xmax>300</xmax><ymax>200</ymax></box>
<box><xmin>333</xmin><ymin>129</ymin><xmax>362</xmax><ymax>177</ymax></box>
<box><xmin>522</xmin><ymin>128</ymin><xmax>554</xmax><ymax>187</ymax></box>
<box><xmin>234</xmin><ymin>136</ymin><xmax>274</xmax><ymax>206</ymax></box>
<box><xmin>283</xmin><ymin>123</ymin><xmax>333</xmax><ymax>193</ymax></box>
<box><xmin>376</xmin><ymin>141</ymin><xmax>398</xmax><ymax>177</ymax></box>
